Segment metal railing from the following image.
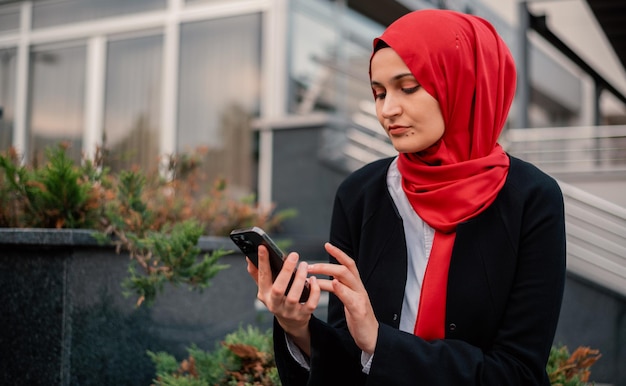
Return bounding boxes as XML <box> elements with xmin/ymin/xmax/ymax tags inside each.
<box><xmin>502</xmin><ymin>125</ymin><xmax>626</xmax><ymax>176</ymax></box>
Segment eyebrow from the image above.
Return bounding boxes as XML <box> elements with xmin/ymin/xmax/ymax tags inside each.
<box><xmin>371</xmin><ymin>73</ymin><xmax>416</xmax><ymax>87</ymax></box>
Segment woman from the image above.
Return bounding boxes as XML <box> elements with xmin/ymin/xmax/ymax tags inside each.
<box><xmin>249</xmin><ymin>9</ymin><xmax>566</xmax><ymax>385</ymax></box>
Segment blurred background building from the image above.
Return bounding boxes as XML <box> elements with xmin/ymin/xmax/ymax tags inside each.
<box><xmin>0</xmin><ymin>0</ymin><xmax>624</xmax><ymax>384</ymax></box>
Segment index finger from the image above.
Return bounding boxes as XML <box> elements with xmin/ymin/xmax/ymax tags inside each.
<box><xmin>273</xmin><ymin>251</ymin><xmax>300</xmax><ymax>297</ymax></box>
<box><xmin>324</xmin><ymin>242</ymin><xmax>358</xmax><ymax>274</ymax></box>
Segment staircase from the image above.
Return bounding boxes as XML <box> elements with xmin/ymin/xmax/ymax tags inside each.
<box><xmin>504</xmin><ymin>125</ymin><xmax>626</xmax><ymax>298</ymax></box>
<box><xmin>557</xmin><ymin>182</ymin><xmax>626</xmax><ymax>297</ymax></box>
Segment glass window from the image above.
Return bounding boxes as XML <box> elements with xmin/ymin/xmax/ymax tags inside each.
<box><xmin>103</xmin><ymin>34</ymin><xmax>162</xmax><ymax>172</ymax></box>
<box><xmin>32</xmin><ymin>0</ymin><xmax>165</xmax><ymax>29</ymax></box>
<box><xmin>28</xmin><ymin>43</ymin><xmax>86</xmax><ymax>163</ymax></box>
<box><xmin>178</xmin><ymin>13</ymin><xmax>261</xmax><ymax>191</ymax></box>
<box><xmin>0</xmin><ymin>4</ymin><xmax>20</xmax><ymax>33</ymax></box>
<box><xmin>289</xmin><ymin>1</ymin><xmax>382</xmax><ymax>116</ymax></box>
<box><xmin>0</xmin><ymin>48</ymin><xmax>17</xmax><ymax>152</ymax></box>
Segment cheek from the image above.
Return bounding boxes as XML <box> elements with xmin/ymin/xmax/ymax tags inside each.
<box><xmin>425</xmin><ymin>100</ymin><xmax>445</xmax><ymax>136</ymax></box>
<box><xmin>432</xmin><ymin>116</ymin><xmax>445</xmax><ymax>137</ymax></box>
<box><xmin>434</xmin><ymin>111</ymin><xmax>446</xmax><ymax>137</ymax></box>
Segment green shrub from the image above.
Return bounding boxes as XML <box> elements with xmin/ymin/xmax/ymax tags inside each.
<box><xmin>0</xmin><ymin>144</ymin><xmax>102</xmax><ymax>228</ymax></box>
<box><xmin>148</xmin><ymin>325</ymin><xmax>281</xmax><ymax>386</ymax></box>
<box><xmin>0</xmin><ymin>143</ymin><xmax>295</xmax><ymax>306</ymax></box>
<box><xmin>547</xmin><ymin>344</ymin><xmax>602</xmax><ymax>386</ymax></box>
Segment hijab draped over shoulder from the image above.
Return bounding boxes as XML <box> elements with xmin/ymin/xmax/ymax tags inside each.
<box><xmin>370</xmin><ymin>9</ymin><xmax>516</xmax><ymax>340</ymax></box>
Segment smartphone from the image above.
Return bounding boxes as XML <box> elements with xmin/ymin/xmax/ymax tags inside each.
<box><xmin>229</xmin><ymin>226</ymin><xmax>310</xmax><ymax>302</ymax></box>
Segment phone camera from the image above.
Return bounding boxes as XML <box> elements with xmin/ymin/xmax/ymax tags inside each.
<box><xmin>242</xmin><ymin>239</ymin><xmax>255</xmax><ymax>252</ymax></box>
<box><xmin>233</xmin><ymin>236</ymin><xmax>254</xmax><ymax>253</ymax></box>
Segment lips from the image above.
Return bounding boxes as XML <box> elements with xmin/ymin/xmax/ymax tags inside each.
<box><xmin>387</xmin><ymin>125</ymin><xmax>410</xmax><ymax>135</ymax></box>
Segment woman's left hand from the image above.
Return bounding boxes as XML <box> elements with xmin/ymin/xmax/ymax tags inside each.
<box><xmin>308</xmin><ymin>242</ymin><xmax>379</xmax><ymax>354</ymax></box>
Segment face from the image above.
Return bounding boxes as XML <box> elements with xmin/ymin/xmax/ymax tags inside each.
<box><xmin>370</xmin><ymin>47</ymin><xmax>445</xmax><ymax>154</ymax></box>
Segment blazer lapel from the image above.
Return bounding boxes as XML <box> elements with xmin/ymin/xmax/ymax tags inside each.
<box><xmin>359</xmin><ymin>189</ymin><xmax>408</xmax><ymax>328</ymax></box>
<box><xmin>446</xmin><ymin>200</ymin><xmax>517</xmax><ymax>344</ymax></box>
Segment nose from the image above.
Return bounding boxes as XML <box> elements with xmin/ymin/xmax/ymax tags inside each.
<box><xmin>380</xmin><ymin>93</ymin><xmax>401</xmax><ymax>118</ymax></box>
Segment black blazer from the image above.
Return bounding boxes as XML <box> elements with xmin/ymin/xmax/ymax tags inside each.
<box><xmin>274</xmin><ymin>155</ymin><xmax>566</xmax><ymax>386</ymax></box>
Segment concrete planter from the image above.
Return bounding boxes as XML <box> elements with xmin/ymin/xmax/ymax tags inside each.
<box><xmin>0</xmin><ymin>229</ymin><xmax>267</xmax><ymax>386</ymax></box>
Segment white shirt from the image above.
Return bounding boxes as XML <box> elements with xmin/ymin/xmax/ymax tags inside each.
<box><xmin>388</xmin><ymin>157</ymin><xmax>434</xmax><ymax>333</ymax></box>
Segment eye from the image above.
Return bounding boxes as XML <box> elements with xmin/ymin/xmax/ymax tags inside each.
<box><xmin>402</xmin><ymin>85</ymin><xmax>420</xmax><ymax>94</ymax></box>
<box><xmin>372</xmin><ymin>88</ymin><xmax>386</xmax><ymax>100</ymax></box>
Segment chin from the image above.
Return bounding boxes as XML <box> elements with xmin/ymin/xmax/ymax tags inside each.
<box><xmin>392</xmin><ymin>143</ymin><xmax>425</xmax><ymax>154</ymax></box>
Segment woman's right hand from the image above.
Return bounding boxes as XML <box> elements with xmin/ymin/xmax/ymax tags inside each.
<box><xmin>247</xmin><ymin>245</ymin><xmax>320</xmax><ymax>356</ymax></box>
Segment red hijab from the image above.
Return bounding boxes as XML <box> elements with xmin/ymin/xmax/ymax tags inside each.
<box><xmin>371</xmin><ymin>10</ymin><xmax>516</xmax><ymax>340</ymax></box>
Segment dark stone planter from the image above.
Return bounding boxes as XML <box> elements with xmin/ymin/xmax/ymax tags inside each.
<box><xmin>0</xmin><ymin>229</ymin><xmax>269</xmax><ymax>386</ymax></box>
